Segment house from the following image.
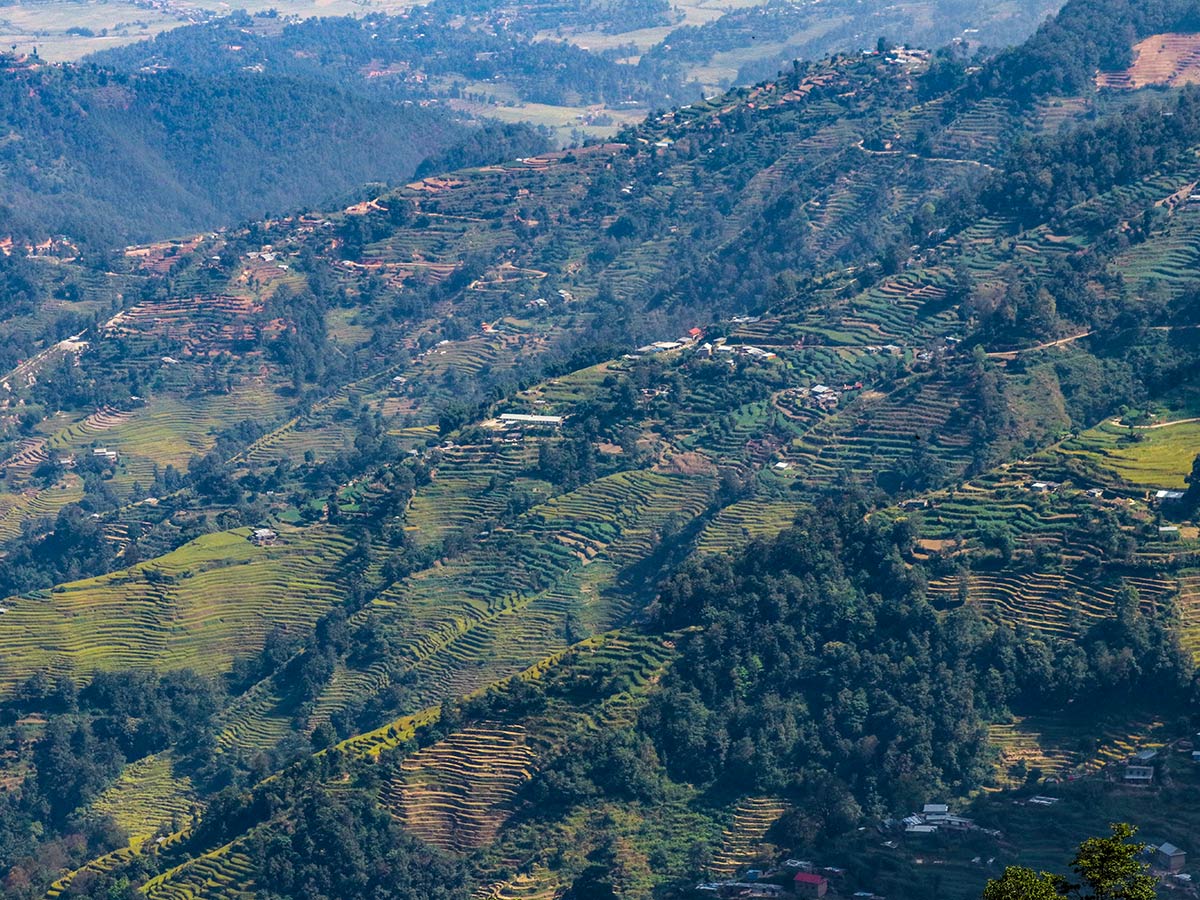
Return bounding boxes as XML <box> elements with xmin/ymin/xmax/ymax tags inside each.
<box><xmin>934</xmin><ymin>814</ymin><xmax>976</xmax><ymax>830</ymax></box>
<box><xmin>793</xmin><ymin>873</ymin><xmax>829</xmax><ymax>898</ymax></box>
<box><xmin>1123</xmin><ymin>764</ymin><xmax>1154</xmax><ymax>786</ymax></box>
<box><xmin>1154</xmin><ymin>489</ymin><xmax>1185</xmax><ymax>502</ymax></box>
<box><xmin>922</xmin><ymin>804</ymin><xmax>949</xmax><ymax>816</ymax></box>
<box><xmin>1133</xmin><ymin>749</ymin><xmax>1158</xmax><ymax>763</ymax></box>
<box><xmin>499</xmin><ymin>413</ymin><xmax>563</xmax><ymax>427</ymax></box>
<box><xmin>1157</xmin><ymin>843</ymin><xmax>1187</xmax><ymax>873</ymax></box>
<box><xmin>251</xmin><ymin>528</ymin><xmax>278</xmax><ymax>546</ymax></box>
<box><xmin>905</xmin><ymin>823</ymin><xmax>938</xmax><ymax>834</ymax></box>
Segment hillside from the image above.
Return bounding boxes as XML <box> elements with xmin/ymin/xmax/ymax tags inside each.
<box><xmin>0</xmin><ymin>61</ymin><xmax>473</xmax><ymax>246</ymax></box>
<box><xmin>1</xmin><ymin>0</ymin><xmax>1200</xmax><ymax>898</ymax></box>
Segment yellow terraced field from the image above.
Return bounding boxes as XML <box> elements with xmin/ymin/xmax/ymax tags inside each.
<box><xmin>88</xmin><ymin>753</ymin><xmax>198</xmax><ymax>847</ymax></box>
<box><xmin>708</xmin><ymin>797</ymin><xmax>789</xmax><ymax>878</ymax></box>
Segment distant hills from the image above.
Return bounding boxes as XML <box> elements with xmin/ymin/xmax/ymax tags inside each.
<box><xmin>0</xmin><ymin>62</ymin><xmax>471</xmax><ymax>246</ymax></box>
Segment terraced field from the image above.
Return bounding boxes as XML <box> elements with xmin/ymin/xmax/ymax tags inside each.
<box><xmin>708</xmin><ymin>797</ymin><xmax>790</xmax><ymax>878</ymax></box>
<box><xmin>45</xmin><ymin>388</ymin><xmax>289</xmax><ymax>488</ymax></box>
<box><xmin>214</xmin><ymin>466</ymin><xmax>712</xmax><ymax>752</ymax></box>
<box><xmin>1058</xmin><ymin>418</ymin><xmax>1200</xmax><ymax>489</ymax></box>
<box><xmin>141</xmin><ymin>843</ymin><xmax>258</xmax><ymax>900</ymax></box>
<box><xmin>695</xmin><ymin>500</ymin><xmax>803</xmax><ymax>554</ymax></box>
<box><xmin>926</xmin><ymin>570</ymin><xmax>1177</xmax><ymax>638</ymax></box>
<box><xmin>384</xmin><ymin>723</ymin><xmax>538</xmax><ymax>851</ymax></box>
<box><xmin>88</xmin><ymin>753</ymin><xmax>198</xmax><ymax>848</ymax></box>
<box><xmin>0</xmin><ymin>474</ymin><xmax>84</xmax><ymax>544</ymax></box>
<box><xmin>0</xmin><ymin>526</ymin><xmax>351</xmax><ymax>694</ymax></box>
<box><xmin>989</xmin><ymin>714</ymin><xmax>1166</xmax><ymax>787</ymax></box>
<box><xmin>472</xmin><ymin>868</ymin><xmax>562</xmax><ymax>900</ymax></box>
<box><xmin>1097</xmin><ymin>31</ymin><xmax>1200</xmax><ymax>89</ymax></box>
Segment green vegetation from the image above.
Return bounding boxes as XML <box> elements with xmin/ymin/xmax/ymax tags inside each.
<box><xmin>2</xmin><ymin>0</ymin><xmax>1200</xmax><ymax>897</ymax></box>
<box><xmin>983</xmin><ymin>823</ymin><xmax>1156</xmax><ymax>900</ymax></box>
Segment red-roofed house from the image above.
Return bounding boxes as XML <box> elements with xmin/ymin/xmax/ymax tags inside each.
<box><xmin>793</xmin><ymin>872</ymin><xmax>828</xmax><ymax>898</ymax></box>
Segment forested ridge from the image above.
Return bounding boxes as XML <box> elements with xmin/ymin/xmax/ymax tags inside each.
<box><xmin>0</xmin><ymin>64</ymin><xmax>464</xmax><ymax>245</ymax></box>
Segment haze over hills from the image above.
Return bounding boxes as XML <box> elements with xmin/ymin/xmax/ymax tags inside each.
<box><xmin>1</xmin><ymin>0</ymin><xmax>1200</xmax><ymax>899</ymax></box>
<box><xmin>0</xmin><ymin>0</ymin><xmax>1065</xmax><ymax>245</ymax></box>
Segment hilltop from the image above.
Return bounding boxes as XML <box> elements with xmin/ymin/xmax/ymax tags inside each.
<box><xmin>1</xmin><ymin>0</ymin><xmax>1200</xmax><ymax>898</ymax></box>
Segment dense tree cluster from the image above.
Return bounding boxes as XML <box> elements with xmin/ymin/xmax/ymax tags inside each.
<box><xmin>527</xmin><ymin>503</ymin><xmax>1196</xmax><ymax>839</ymax></box>
<box><xmin>983</xmin><ymin>823</ymin><xmax>1156</xmax><ymax>900</ymax></box>
<box><xmin>0</xmin><ymin>669</ymin><xmax>224</xmax><ymax>897</ymax></box>
<box><xmin>249</xmin><ymin>790</ymin><xmax>466</xmax><ymax>900</ymax></box>
<box><xmin>0</xmin><ymin>64</ymin><xmax>462</xmax><ymax>245</ymax></box>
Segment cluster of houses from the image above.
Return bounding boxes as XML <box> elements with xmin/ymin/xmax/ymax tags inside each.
<box><xmin>896</xmin><ymin>803</ymin><xmax>999</xmax><ymax>838</ymax></box>
<box><xmin>633</xmin><ymin>328</ymin><xmax>709</xmax><ymax>358</ymax></box>
<box><xmin>696</xmin><ymin>860</ymin><xmax>874</xmax><ymax>900</ymax></box>
<box><xmin>91</xmin><ymin>447</ymin><xmax>119</xmax><ymax>464</ymax></box>
<box><xmin>1123</xmin><ymin>748</ymin><xmax>1161</xmax><ymax>787</ymax></box>
<box><xmin>626</xmin><ymin>326</ymin><xmax>786</xmax><ymax>365</ymax></box>
<box><xmin>708</xmin><ymin>343</ymin><xmax>778</xmax><ymax>361</ymax></box>
<box><xmin>781</xmin><ymin>382</ymin><xmax>862</xmax><ymax>413</ymax></box>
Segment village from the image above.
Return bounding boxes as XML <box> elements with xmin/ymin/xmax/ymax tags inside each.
<box><xmin>691</xmin><ymin>733</ymin><xmax>1200</xmax><ymax>900</ymax></box>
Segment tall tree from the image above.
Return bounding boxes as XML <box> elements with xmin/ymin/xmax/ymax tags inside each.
<box><xmin>982</xmin><ymin>824</ymin><xmax>1156</xmax><ymax>900</ymax></box>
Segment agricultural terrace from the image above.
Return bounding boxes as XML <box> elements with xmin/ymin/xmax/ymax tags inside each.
<box><xmin>332</xmin><ymin>470</ymin><xmax>712</xmax><ymax>713</ymax></box>
<box><xmin>218</xmin><ymin>468</ymin><xmax>713</xmax><ymax>753</ymax></box>
<box><xmin>0</xmin><ymin>475</ymin><xmax>83</xmax><ymax>544</ymax></box>
<box><xmin>87</xmin><ymin>753</ymin><xmax>198</xmax><ymax>849</ymax></box>
<box><xmin>0</xmin><ymin>526</ymin><xmax>352</xmax><ymax>695</ymax></box>
<box><xmin>1096</xmin><ymin>31</ymin><xmax>1200</xmax><ymax>89</ymax></box>
<box><xmin>1057</xmin><ymin>418</ymin><xmax>1200</xmax><ymax>490</ymax></box>
<box><xmin>41</xmin><ymin>385</ymin><xmax>290</xmax><ymax>497</ymax></box>
<box><xmin>989</xmin><ymin>712</ymin><xmax>1166</xmax><ymax>786</ymax></box>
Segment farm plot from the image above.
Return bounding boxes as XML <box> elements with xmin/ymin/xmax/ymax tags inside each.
<box><xmin>0</xmin><ymin>526</ymin><xmax>351</xmax><ymax>695</ymax></box>
<box><xmin>926</xmin><ymin>569</ymin><xmax>1176</xmax><ymax>638</ymax></box>
<box><xmin>1058</xmin><ymin>419</ymin><xmax>1200</xmax><ymax>490</ymax></box>
<box><xmin>708</xmin><ymin>797</ymin><xmax>790</xmax><ymax>878</ymax></box>
<box><xmin>298</xmin><ymin>471</ymin><xmax>713</xmax><ymax>739</ymax></box>
<box><xmin>695</xmin><ymin>500</ymin><xmax>803</xmax><ymax>554</ymax></box>
<box><xmin>383</xmin><ymin>723</ymin><xmax>538</xmax><ymax>852</ymax></box>
<box><xmin>1097</xmin><ymin>32</ymin><xmax>1200</xmax><ymax>89</ymax></box>
<box><xmin>88</xmin><ymin>753</ymin><xmax>198</xmax><ymax>848</ymax></box>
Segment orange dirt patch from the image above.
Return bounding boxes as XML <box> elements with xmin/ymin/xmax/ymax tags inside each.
<box><xmin>1097</xmin><ymin>33</ymin><xmax>1200</xmax><ymax>89</ymax></box>
<box><xmin>657</xmin><ymin>451</ymin><xmax>717</xmax><ymax>476</ymax></box>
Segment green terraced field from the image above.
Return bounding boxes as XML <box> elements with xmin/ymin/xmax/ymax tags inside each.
<box><xmin>0</xmin><ymin>474</ymin><xmax>84</xmax><ymax>544</ymax></box>
<box><xmin>1060</xmin><ymin>419</ymin><xmax>1200</xmax><ymax>489</ymax></box>
<box><xmin>695</xmin><ymin>500</ymin><xmax>804</xmax><ymax>554</ymax></box>
<box><xmin>0</xmin><ymin>526</ymin><xmax>351</xmax><ymax>694</ymax></box>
